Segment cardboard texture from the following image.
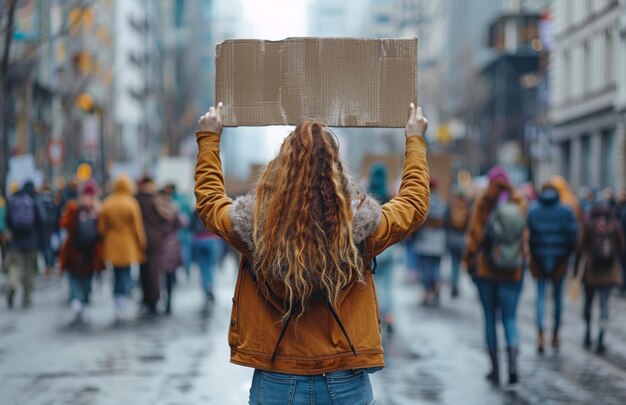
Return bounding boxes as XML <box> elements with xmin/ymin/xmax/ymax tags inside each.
<box><xmin>216</xmin><ymin>38</ymin><xmax>418</xmax><ymax>127</ymax></box>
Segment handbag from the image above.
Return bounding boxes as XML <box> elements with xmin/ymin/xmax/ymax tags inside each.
<box><xmin>567</xmin><ymin>254</ymin><xmax>586</xmax><ymax>302</ymax></box>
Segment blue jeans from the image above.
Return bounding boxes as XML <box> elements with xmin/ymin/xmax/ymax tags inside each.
<box><xmin>418</xmin><ymin>255</ymin><xmax>441</xmax><ymax>290</ymax></box>
<box><xmin>449</xmin><ymin>250</ymin><xmax>462</xmax><ymax>290</ymax></box>
<box><xmin>193</xmin><ymin>238</ymin><xmax>219</xmax><ymax>297</ymax></box>
<box><xmin>178</xmin><ymin>230</ymin><xmax>192</xmax><ymax>277</ymax></box>
<box><xmin>249</xmin><ymin>369</ymin><xmax>374</xmax><ymax>405</ymax></box>
<box><xmin>69</xmin><ymin>273</ymin><xmax>93</xmax><ymax>304</ymax></box>
<box><xmin>536</xmin><ymin>278</ymin><xmax>564</xmax><ymax>332</ymax></box>
<box><xmin>475</xmin><ymin>277</ymin><xmax>523</xmax><ymax>351</ymax></box>
<box><xmin>584</xmin><ymin>285</ymin><xmax>612</xmax><ymax>325</ymax></box>
<box><xmin>113</xmin><ymin>267</ymin><xmax>132</xmax><ymax>297</ymax></box>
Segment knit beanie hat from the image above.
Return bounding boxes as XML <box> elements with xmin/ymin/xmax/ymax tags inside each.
<box><xmin>487</xmin><ymin>166</ymin><xmax>510</xmax><ymax>185</ymax></box>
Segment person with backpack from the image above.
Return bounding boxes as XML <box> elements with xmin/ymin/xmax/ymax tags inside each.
<box><xmin>98</xmin><ymin>175</ymin><xmax>147</xmax><ymax>322</ymax></box>
<box><xmin>464</xmin><ymin>166</ymin><xmax>528</xmax><ymax>385</ymax></box>
<box><xmin>414</xmin><ymin>178</ymin><xmax>447</xmax><ymax>306</ymax></box>
<box><xmin>528</xmin><ymin>183</ymin><xmax>578</xmax><ymax>353</ymax></box>
<box><xmin>59</xmin><ymin>179</ymin><xmax>105</xmax><ymax>324</ymax></box>
<box><xmin>39</xmin><ymin>182</ymin><xmax>60</xmax><ymax>275</ymax></box>
<box><xmin>445</xmin><ymin>189</ymin><xmax>471</xmax><ymax>298</ymax></box>
<box><xmin>368</xmin><ymin>163</ymin><xmax>396</xmax><ymax>333</ymax></box>
<box><xmin>195</xmin><ymin>103</ymin><xmax>429</xmax><ymax>403</ymax></box>
<box><xmin>574</xmin><ymin>202</ymin><xmax>624</xmax><ymax>353</ymax></box>
<box><xmin>5</xmin><ymin>180</ymin><xmax>47</xmax><ymax>308</ymax></box>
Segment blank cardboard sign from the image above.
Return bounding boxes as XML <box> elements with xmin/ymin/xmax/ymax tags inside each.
<box><xmin>216</xmin><ymin>38</ymin><xmax>418</xmax><ymax>127</ymax></box>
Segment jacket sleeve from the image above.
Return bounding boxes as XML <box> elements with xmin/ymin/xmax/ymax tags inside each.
<box><xmin>132</xmin><ymin>201</ymin><xmax>147</xmax><ymax>250</ymax></box>
<box><xmin>368</xmin><ymin>136</ymin><xmax>430</xmax><ymax>256</ymax></box>
<box><xmin>194</xmin><ymin>132</ymin><xmax>247</xmax><ymax>253</ymax></box>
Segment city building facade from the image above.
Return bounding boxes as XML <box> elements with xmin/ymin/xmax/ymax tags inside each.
<box><xmin>550</xmin><ymin>0</ymin><xmax>626</xmax><ymax>193</ymax></box>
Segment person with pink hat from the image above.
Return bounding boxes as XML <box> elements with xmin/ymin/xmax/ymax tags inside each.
<box><xmin>464</xmin><ymin>166</ymin><xmax>529</xmax><ymax>386</ymax></box>
<box><xmin>59</xmin><ymin>179</ymin><xmax>105</xmax><ymax>325</ymax></box>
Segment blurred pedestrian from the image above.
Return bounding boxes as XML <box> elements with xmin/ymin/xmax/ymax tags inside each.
<box><xmin>574</xmin><ymin>202</ymin><xmax>624</xmax><ymax>354</ymax></box>
<box><xmin>528</xmin><ymin>183</ymin><xmax>578</xmax><ymax>353</ymax></box>
<box><xmin>165</xmin><ymin>183</ymin><xmax>193</xmax><ymax>280</ymax></box>
<box><xmin>464</xmin><ymin>166</ymin><xmax>527</xmax><ymax>385</ymax></box>
<box><xmin>136</xmin><ymin>177</ymin><xmax>167</xmax><ymax>316</ymax></box>
<box><xmin>0</xmin><ymin>192</ymin><xmax>7</xmax><ymax>271</ymax></box>
<box><xmin>445</xmin><ymin>189</ymin><xmax>471</xmax><ymax>298</ymax></box>
<box><xmin>191</xmin><ymin>211</ymin><xmax>221</xmax><ymax>310</ymax></box>
<box><xmin>38</xmin><ymin>182</ymin><xmax>59</xmax><ymax>275</ymax></box>
<box><xmin>98</xmin><ymin>175</ymin><xmax>147</xmax><ymax>322</ymax></box>
<box><xmin>414</xmin><ymin>178</ymin><xmax>446</xmax><ymax>306</ymax></box>
<box><xmin>551</xmin><ymin>175</ymin><xmax>584</xmax><ymax>224</ymax></box>
<box><xmin>194</xmin><ymin>103</ymin><xmax>429</xmax><ymax>403</ymax></box>
<box><xmin>156</xmin><ymin>189</ymin><xmax>183</xmax><ymax>314</ymax></box>
<box><xmin>618</xmin><ymin>191</ymin><xmax>626</xmax><ymax>296</ymax></box>
<box><xmin>580</xmin><ymin>188</ymin><xmax>594</xmax><ymax>218</ymax></box>
<box><xmin>59</xmin><ymin>179</ymin><xmax>105</xmax><ymax>325</ymax></box>
<box><xmin>5</xmin><ymin>180</ymin><xmax>47</xmax><ymax>308</ymax></box>
<box><xmin>368</xmin><ymin>163</ymin><xmax>396</xmax><ymax>333</ymax></box>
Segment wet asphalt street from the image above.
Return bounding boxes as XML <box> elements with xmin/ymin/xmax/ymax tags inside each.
<box><xmin>2</xmin><ymin>251</ymin><xmax>626</xmax><ymax>405</ymax></box>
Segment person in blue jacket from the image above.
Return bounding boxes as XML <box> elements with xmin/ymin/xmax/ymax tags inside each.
<box><xmin>528</xmin><ymin>183</ymin><xmax>578</xmax><ymax>353</ymax></box>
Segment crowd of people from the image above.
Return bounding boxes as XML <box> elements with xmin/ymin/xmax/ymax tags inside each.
<box><xmin>396</xmin><ymin>169</ymin><xmax>626</xmax><ymax>386</ymax></box>
<box><xmin>0</xmin><ymin>176</ymin><xmax>224</xmax><ymax>325</ymax></box>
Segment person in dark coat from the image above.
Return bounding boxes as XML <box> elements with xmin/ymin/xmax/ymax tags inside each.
<box><xmin>574</xmin><ymin>202</ymin><xmax>624</xmax><ymax>354</ymax></box>
<box><xmin>136</xmin><ymin>177</ymin><xmax>183</xmax><ymax>315</ymax></box>
<box><xmin>5</xmin><ymin>180</ymin><xmax>47</xmax><ymax>308</ymax></box>
<box><xmin>156</xmin><ymin>189</ymin><xmax>183</xmax><ymax>314</ymax></box>
<box><xmin>528</xmin><ymin>184</ymin><xmax>578</xmax><ymax>353</ymax></box>
<box><xmin>38</xmin><ymin>182</ymin><xmax>59</xmax><ymax>274</ymax></box>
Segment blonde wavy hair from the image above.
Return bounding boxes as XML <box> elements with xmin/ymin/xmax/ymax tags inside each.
<box><xmin>252</xmin><ymin>121</ymin><xmax>364</xmax><ymax>320</ymax></box>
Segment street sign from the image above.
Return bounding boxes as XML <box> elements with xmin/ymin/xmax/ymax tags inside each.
<box><xmin>47</xmin><ymin>138</ymin><xmax>64</xmax><ymax>166</ymax></box>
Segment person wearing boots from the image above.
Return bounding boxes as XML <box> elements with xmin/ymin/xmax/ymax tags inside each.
<box><xmin>98</xmin><ymin>175</ymin><xmax>147</xmax><ymax>322</ymax></box>
<box><xmin>574</xmin><ymin>202</ymin><xmax>624</xmax><ymax>354</ymax></box>
<box><xmin>528</xmin><ymin>183</ymin><xmax>578</xmax><ymax>353</ymax></box>
<box><xmin>59</xmin><ymin>179</ymin><xmax>105</xmax><ymax>325</ymax></box>
<box><xmin>464</xmin><ymin>166</ymin><xmax>528</xmax><ymax>385</ymax></box>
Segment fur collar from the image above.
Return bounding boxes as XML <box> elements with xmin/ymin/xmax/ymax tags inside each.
<box><xmin>230</xmin><ymin>191</ymin><xmax>382</xmax><ymax>254</ymax></box>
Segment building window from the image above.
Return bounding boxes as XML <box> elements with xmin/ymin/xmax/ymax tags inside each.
<box><xmin>601</xmin><ymin>129</ymin><xmax>615</xmax><ymax>188</ymax></box>
<box><xmin>605</xmin><ymin>29</ymin><xmax>613</xmax><ymax>87</ymax></box>
<box><xmin>563</xmin><ymin>50</ymin><xmax>570</xmax><ymax>102</ymax></box>
<box><xmin>580</xmin><ymin>135</ymin><xmax>591</xmax><ymax>187</ymax></box>
<box><xmin>561</xmin><ymin>140</ymin><xmax>571</xmax><ymax>181</ymax></box>
<box><xmin>583</xmin><ymin>40</ymin><xmax>590</xmax><ymax>96</ymax></box>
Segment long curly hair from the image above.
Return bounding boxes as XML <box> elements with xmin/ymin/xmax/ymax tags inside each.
<box><xmin>252</xmin><ymin>121</ymin><xmax>364</xmax><ymax>321</ymax></box>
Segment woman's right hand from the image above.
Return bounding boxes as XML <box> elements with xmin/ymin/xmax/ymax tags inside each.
<box><xmin>405</xmin><ymin>103</ymin><xmax>428</xmax><ymax>138</ymax></box>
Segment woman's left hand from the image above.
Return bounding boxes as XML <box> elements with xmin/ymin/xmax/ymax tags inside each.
<box><xmin>198</xmin><ymin>102</ymin><xmax>223</xmax><ymax>135</ymax></box>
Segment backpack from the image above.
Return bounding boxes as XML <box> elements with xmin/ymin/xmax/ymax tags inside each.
<box><xmin>484</xmin><ymin>201</ymin><xmax>525</xmax><ymax>273</ymax></box>
<box><xmin>74</xmin><ymin>206</ymin><xmax>98</xmax><ymax>251</ymax></box>
<box><xmin>588</xmin><ymin>217</ymin><xmax>616</xmax><ymax>269</ymax></box>
<box><xmin>8</xmin><ymin>193</ymin><xmax>36</xmax><ymax>233</ymax></box>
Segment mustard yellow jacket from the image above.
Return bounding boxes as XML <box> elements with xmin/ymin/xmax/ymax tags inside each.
<box><xmin>98</xmin><ymin>176</ymin><xmax>147</xmax><ymax>267</ymax></box>
<box><xmin>194</xmin><ymin>132</ymin><xmax>430</xmax><ymax>375</ymax></box>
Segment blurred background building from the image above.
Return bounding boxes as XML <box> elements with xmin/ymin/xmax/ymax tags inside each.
<box><xmin>1</xmin><ymin>0</ymin><xmax>625</xmax><ymax>195</ymax></box>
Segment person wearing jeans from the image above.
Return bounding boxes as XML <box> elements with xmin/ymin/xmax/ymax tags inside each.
<box><xmin>194</xmin><ymin>103</ymin><xmax>429</xmax><ymax>403</ymax></box>
<box><xmin>59</xmin><ymin>180</ymin><xmax>104</xmax><ymax>324</ymax></box>
<box><xmin>528</xmin><ymin>184</ymin><xmax>578</xmax><ymax>352</ymax></box>
<box><xmin>464</xmin><ymin>166</ymin><xmax>528</xmax><ymax>385</ymax></box>
<box><xmin>191</xmin><ymin>212</ymin><xmax>220</xmax><ymax>309</ymax></box>
<box><xmin>98</xmin><ymin>176</ymin><xmax>147</xmax><ymax>322</ymax></box>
